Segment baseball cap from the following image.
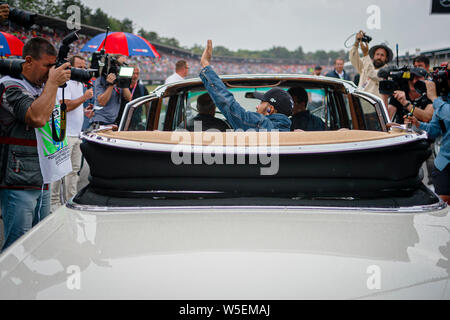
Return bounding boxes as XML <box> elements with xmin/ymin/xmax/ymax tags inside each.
<box><xmin>315</xmin><ymin>65</ymin><xmax>322</xmax><ymax>70</ymax></box>
<box><xmin>411</xmin><ymin>67</ymin><xmax>428</xmax><ymax>78</ymax></box>
<box><xmin>252</xmin><ymin>88</ymin><xmax>294</xmax><ymax>116</ymax></box>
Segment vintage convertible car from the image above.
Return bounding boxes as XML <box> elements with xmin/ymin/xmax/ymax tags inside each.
<box><xmin>0</xmin><ymin>74</ymin><xmax>448</xmax><ymax>299</ymax></box>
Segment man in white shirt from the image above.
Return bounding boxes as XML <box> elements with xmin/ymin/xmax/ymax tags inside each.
<box><xmin>51</xmin><ymin>55</ymin><xmax>93</xmax><ymax>212</ymax></box>
<box><xmin>349</xmin><ymin>30</ymin><xmax>392</xmax><ymax>102</ymax></box>
<box><xmin>165</xmin><ymin>60</ymin><xmax>189</xmax><ymax>84</ymax></box>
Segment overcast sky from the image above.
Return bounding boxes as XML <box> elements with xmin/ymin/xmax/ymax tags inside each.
<box><xmin>81</xmin><ymin>0</ymin><xmax>449</xmax><ymax>55</ymax></box>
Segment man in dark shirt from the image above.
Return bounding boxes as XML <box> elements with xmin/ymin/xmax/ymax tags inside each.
<box><xmin>0</xmin><ymin>37</ymin><xmax>71</xmax><ymax>250</ymax></box>
<box><xmin>288</xmin><ymin>87</ymin><xmax>326</xmax><ymax>131</ymax></box>
<box><xmin>388</xmin><ymin>67</ymin><xmax>433</xmax><ymax>124</ymax></box>
<box><xmin>186</xmin><ymin>93</ymin><xmax>230</xmax><ymax>132</ymax></box>
<box><xmin>325</xmin><ymin>58</ymin><xmax>351</xmax><ymax>81</ymax></box>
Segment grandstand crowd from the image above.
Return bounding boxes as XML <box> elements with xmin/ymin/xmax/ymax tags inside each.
<box><xmin>0</xmin><ymin>24</ymin><xmax>332</xmax><ymax>81</ymax></box>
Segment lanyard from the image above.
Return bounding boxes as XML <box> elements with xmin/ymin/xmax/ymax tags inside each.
<box><xmin>130</xmin><ymin>82</ymin><xmax>138</xmax><ymax>97</ymax></box>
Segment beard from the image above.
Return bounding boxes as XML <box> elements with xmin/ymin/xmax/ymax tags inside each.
<box><xmin>373</xmin><ymin>59</ymin><xmax>386</xmax><ymax>69</ymax></box>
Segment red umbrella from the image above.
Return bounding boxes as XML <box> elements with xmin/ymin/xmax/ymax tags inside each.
<box><xmin>0</xmin><ymin>31</ymin><xmax>24</xmax><ymax>57</ymax></box>
<box><xmin>81</xmin><ymin>32</ymin><xmax>160</xmax><ymax>58</ymax></box>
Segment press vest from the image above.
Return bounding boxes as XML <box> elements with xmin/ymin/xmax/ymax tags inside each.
<box><xmin>0</xmin><ymin>76</ymin><xmax>43</xmax><ymax>188</ymax></box>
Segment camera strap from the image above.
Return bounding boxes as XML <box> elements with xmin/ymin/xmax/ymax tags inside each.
<box><xmin>51</xmin><ymin>87</ymin><xmax>67</xmax><ymax>142</ymax></box>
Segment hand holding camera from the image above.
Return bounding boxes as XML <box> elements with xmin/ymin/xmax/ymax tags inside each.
<box><xmin>106</xmin><ymin>73</ymin><xmax>117</xmax><ymax>85</ymax></box>
<box><xmin>393</xmin><ymin>90</ymin><xmax>409</xmax><ymax>108</ymax></box>
<box><xmin>48</xmin><ymin>62</ymin><xmax>72</xmax><ymax>87</ymax></box>
<box><xmin>425</xmin><ymin>80</ymin><xmax>438</xmax><ymax>102</ymax></box>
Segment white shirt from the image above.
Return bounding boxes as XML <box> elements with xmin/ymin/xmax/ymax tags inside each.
<box><xmin>57</xmin><ymin>80</ymin><xmax>85</xmax><ymax>137</ymax></box>
<box><xmin>165</xmin><ymin>72</ymin><xmax>184</xmax><ymax>84</ymax></box>
<box><xmin>336</xmin><ymin>70</ymin><xmax>345</xmax><ymax>79</ymax></box>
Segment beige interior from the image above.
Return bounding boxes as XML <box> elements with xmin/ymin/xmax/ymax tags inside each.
<box><xmin>96</xmin><ymin>130</ymin><xmax>409</xmax><ymax>147</ymax></box>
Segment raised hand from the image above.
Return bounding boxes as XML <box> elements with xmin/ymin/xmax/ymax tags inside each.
<box><xmin>201</xmin><ymin>40</ymin><xmax>213</xmax><ymax>68</ymax></box>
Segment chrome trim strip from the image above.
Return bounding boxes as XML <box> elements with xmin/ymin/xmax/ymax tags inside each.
<box><xmin>80</xmin><ymin>131</ymin><xmax>428</xmax><ymax>155</ymax></box>
<box><xmin>66</xmin><ymin>198</ymin><xmax>448</xmax><ymax>214</ymax></box>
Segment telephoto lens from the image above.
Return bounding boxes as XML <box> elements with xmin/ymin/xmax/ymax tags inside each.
<box><xmin>0</xmin><ymin>59</ymin><xmax>24</xmax><ymax>78</ymax></box>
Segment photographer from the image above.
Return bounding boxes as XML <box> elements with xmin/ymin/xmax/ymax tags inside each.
<box><xmin>114</xmin><ymin>66</ymin><xmax>149</xmax><ymax>126</ymax></box>
<box><xmin>388</xmin><ymin>67</ymin><xmax>434</xmax><ymax>124</ymax></box>
<box><xmin>51</xmin><ymin>55</ymin><xmax>93</xmax><ymax>212</ymax></box>
<box><xmin>0</xmin><ymin>37</ymin><xmax>71</xmax><ymax>250</ymax></box>
<box><xmin>91</xmin><ymin>55</ymin><xmax>132</xmax><ymax>126</ymax></box>
<box><xmin>0</xmin><ymin>3</ymin><xmax>9</xmax><ymax>23</ymax></box>
<box><xmin>405</xmin><ymin>73</ymin><xmax>450</xmax><ymax>205</ymax></box>
<box><xmin>349</xmin><ymin>30</ymin><xmax>392</xmax><ymax>106</ymax></box>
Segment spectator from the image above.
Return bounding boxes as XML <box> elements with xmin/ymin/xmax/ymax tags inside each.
<box><xmin>313</xmin><ymin>65</ymin><xmax>322</xmax><ymax>76</ymax></box>
<box><xmin>0</xmin><ymin>37</ymin><xmax>71</xmax><ymax>250</ymax></box>
<box><xmin>91</xmin><ymin>55</ymin><xmax>132</xmax><ymax>125</ymax></box>
<box><xmin>199</xmin><ymin>40</ymin><xmax>292</xmax><ymax>132</ymax></box>
<box><xmin>326</xmin><ymin>58</ymin><xmax>351</xmax><ymax>81</ymax></box>
<box><xmin>186</xmin><ymin>93</ymin><xmax>230</xmax><ymax>132</ymax></box>
<box><xmin>165</xmin><ymin>60</ymin><xmax>189</xmax><ymax>84</ymax></box>
<box><xmin>51</xmin><ymin>55</ymin><xmax>93</xmax><ymax>212</ymax></box>
<box><xmin>413</xmin><ymin>55</ymin><xmax>431</xmax><ymax>72</ymax></box>
<box><xmin>288</xmin><ymin>87</ymin><xmax>326</xmax><ymax>131</ymax></box>
<box><xmin>349</xmin><ymin>30</ymin><xmax>393</xmax><ymax>103</ymax></box>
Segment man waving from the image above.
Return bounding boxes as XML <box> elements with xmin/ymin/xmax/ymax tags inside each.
<box><xmin>199</xmin><ymin>40</ymin><xmax>293</xmax><ymax>131</ymax></box>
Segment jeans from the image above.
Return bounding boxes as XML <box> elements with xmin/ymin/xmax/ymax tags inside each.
<box><xmin>1</xmin><ymin>188</ymin><xmax>51</xmax><ymax>251</ymax></box>
<box><xmin>51</xmin><ymin>136</ymin><xmax>82</xmax><ymax>212</ymax></box>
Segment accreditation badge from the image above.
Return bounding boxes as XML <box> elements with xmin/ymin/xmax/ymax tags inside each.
<box><xmin>35</xmin><ymin>99</ymin><xmax>72</xmax><ymax>184</ymax></box>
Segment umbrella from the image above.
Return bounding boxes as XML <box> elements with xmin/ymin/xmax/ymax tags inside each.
<box><xmin>0</xmin><ymin>31</ymin><xmax>24</xmax><ymax>57</ymax></box>
<box><xmin>81</xmin><ymin>32</ymin><xmax>160</xmax><ymax>58</ymax></box>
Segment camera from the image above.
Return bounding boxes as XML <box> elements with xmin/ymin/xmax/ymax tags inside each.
<box><xmin>413</xmin><ymin>66</ymin><xmax>449</xmax><ymax>98</ymax></box>
<box><xmin>0</xmin><ymin>31</ymin><xmax>95</xmax><ymax>84</ymax></box>
<box><xmin>378</xmin><ymin>66</ymin><xmax>412</xmax><ymax>95</ymax></box>
<box><xmin>56</xmin><ymin>31</ymin><xmax>95</xmax><ymax>85</ymax></box>
<box><xmin>429</xmin><ymin>66</ymin><xmax>449</xmax><ymax>97</ymax></box>
<box><xmin>0</xmin><ymin>58</ymin><xmax>24</xmax><ymax>78</ymax></box>
<box><xmin>361</xmin><ymin>34</ymin><xmax>372</xmax><ymax>43</ymax></box>
<box><xmin>0</xmin><ymin>2</ymin><xmax>36</xmax><ymax>28</ymax></box>
<box><xmin>90</xmin><ymin>52</ymin><xmax>133</xmax><ymax>88</ymax></box>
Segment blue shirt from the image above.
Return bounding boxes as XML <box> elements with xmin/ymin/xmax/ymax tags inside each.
<box><xmin>92</xmin><ymin>76</ymin><xmax>122</xmax><ymax>125</ymax></box>
<box><xmin>419</xmin><ymin>94</ymin><xmax>450</xmax><ymax>171</ymax></box>
<box><xmin>199</xmin><ymin>66</ymin><xmax>291</xmax><ymax>131</ymax></box>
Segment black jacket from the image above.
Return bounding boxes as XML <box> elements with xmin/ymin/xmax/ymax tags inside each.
<box><xmin>325</xmin><ymin>70</ymin><xmax>351</xmax><ymax>81</ymax></box>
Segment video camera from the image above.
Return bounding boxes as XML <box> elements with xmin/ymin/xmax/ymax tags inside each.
<box><xmin>413</xmin><ymin>65</ymin><xmax>449</xmax><ymax>97</ymax></box>
<box><xmin>378</xmin><ymin>66</ymin><xmax>413</xmax><ymax>95</ymax></box>
<box><xmin>0</xmin><ymin>2</ymin><xmax>36</xmax><ymax>29</ymax></box>
<box><xmin>90</xmin><ymin>51</ymin><xmax>134</xmax><ymax>88</ymax></box>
